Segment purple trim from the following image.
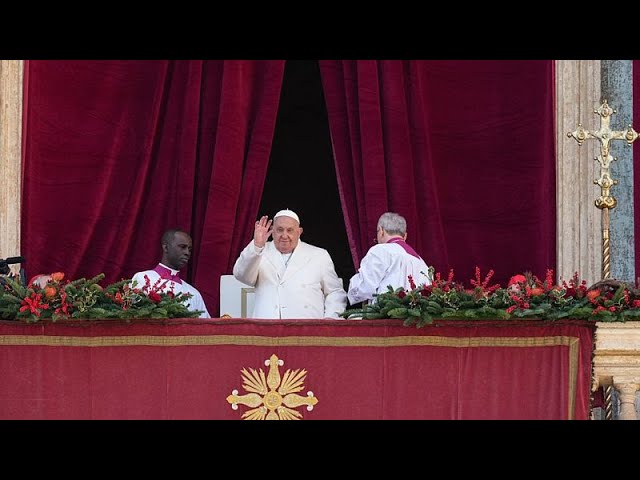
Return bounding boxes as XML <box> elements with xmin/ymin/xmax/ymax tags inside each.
<box><xmin>153</xmin><ymin>264</ymin><xmax>182</xmax><ymax>284</ymax></box>
<box><xmin>386</xmin><ymin>237</ymin><xmax>422</xmax><ymax>260</ymax></box>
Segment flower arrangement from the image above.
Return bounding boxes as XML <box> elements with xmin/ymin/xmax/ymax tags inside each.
<box><xmin>340</xmin><ymin>267</ymin><xmax>640</xmax><ymax>327</ymax></box>
<box><xmin>0</xmin><ymin>272</ymin><xmax>202</xmax><ymax>322</ymax></box>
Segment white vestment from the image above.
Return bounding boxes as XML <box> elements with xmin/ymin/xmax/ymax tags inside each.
<box><xmin>131</xmin><ymin>264</ymin><xmax>211</xmax><ymax>318</ymax></box>
<box><xmin>347</xmin><ymin>242</ymin><xmax>432</xmax><ymax>305</ymax></box>
<box><xmin>233</xmin><ymin>240</ymin><xmax>347</xmax><ymax>319</ymax></box>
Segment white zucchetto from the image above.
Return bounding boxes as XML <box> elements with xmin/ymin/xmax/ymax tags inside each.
<box><xmin>274</xmin><ymin>209</ymin><xmax>300</xmax><ymax>224</ymax></box>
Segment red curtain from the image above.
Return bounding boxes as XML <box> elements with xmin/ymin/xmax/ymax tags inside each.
<box><xmin>21</xmin><ymin>60</ymin><xmax>285</xmax><ymax>315</ymax></box>
<box><xmin>22</xmin><ymin>60</ymin><xmax>556</xmax><ymax>313</ymax></box>
<box><xmin>320</xmin><ymin>60</ymin><xmax>556</xmax><ymax>287</ymax></box>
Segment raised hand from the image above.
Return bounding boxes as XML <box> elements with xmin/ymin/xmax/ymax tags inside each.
<box><xmin>253</xmin><ymin>215</ymin><xmax>273</xmax><ymax>248</ymax></box>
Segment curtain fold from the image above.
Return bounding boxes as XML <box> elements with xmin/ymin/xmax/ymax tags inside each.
<box><xmin>320</xmin><ymin>60</ymin><xmax>556</xmax><ymax>287</ymax></box>
<box><xmin>21</xmin><ymin>60</ymin><xmax>285</xmax><ymax>315</ymax></box>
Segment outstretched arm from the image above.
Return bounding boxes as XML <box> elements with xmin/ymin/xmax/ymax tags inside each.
<box><xmin>233</xmin><ymin>216</ymin><xmax>273</xmax><ymax>286</ymax></box>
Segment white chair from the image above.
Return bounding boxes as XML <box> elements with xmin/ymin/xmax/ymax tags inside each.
<box><xmin>219</xmin><ymin>275</ymin><xmax>255</xmax><ymax>318</ymax></box>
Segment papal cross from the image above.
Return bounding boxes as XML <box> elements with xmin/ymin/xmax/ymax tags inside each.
<box><xmin>567</xmin><ymin>100</ymin><xmax>639</xmax><ymax>279</ymax></box>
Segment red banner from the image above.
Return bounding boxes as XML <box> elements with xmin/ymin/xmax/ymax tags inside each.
<box><xmin>0</xmin><ymin>318</ymin><xmax>595</xmax><ymax>419</ymax></box>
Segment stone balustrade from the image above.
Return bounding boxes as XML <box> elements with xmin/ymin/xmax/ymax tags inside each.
<box><xmin>592</xmin><ymin>321</ymin><xmax>640</xmax><ymax>420</ymax></box>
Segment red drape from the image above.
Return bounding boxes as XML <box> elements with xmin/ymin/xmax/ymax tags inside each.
<box><xmin>21</xmin><ymin>60</ymin><xmax>285</xmax><ymax>316</ymax></box>
<box><xmin>22</xmin><ymin>60</ymin><xmax>556</xmax><ymax>312</ymax></box>
<box><xmin>320</xmin><ymin>60</ymin><xmax>556</xmax><ymax>287</ymax></box>
<box><xmin>0</xmin><ymin>319</ymin><xmax>595</xmax><ymax>420</ymax></box>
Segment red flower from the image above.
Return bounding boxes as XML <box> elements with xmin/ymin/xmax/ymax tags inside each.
<box><xmin>148</xmin><ymin>291</ymin><xmax>162</xmax><ymax>303</ymax></box>
<box><xmin>50</xmin><ymin>272</ymin><xmax>65</xmax><ymax>282</ymax></box>
<box><xmin>19</xmin><ymin>293</ymin><xmax>49</xmax><ymax>317</ymax></box>
<box><xmin>586</xmin><ymin>289</ymin><xmax>601</xmax><ymax>304</ymax></box>
<box><xmin>113</xmin><ymin>292</ymin><xmax>124</xmax><ymax>305</ymax></box>
<box><xmin>55</xmin><ymin>291</ymin><xmax>71</xmax><ymax>317</ymax></box>
<box><xmin>529</xmin><ymin>287</ymin><xmax>544</xmax><ymax>296</ymax></box>
<box><xmin>43</xmin><ymin>286</ymin><xmax>57</xmax><ymax>298</ymax></box>
<box><xmin>508</xmin><ymin>275</ymin><xmax>526</xmax><ymax>286</ymax></box>
<box><xmin>470</xmin><ymin>267</ymin><xmax>501</xmax><ymax>296</ymax></box>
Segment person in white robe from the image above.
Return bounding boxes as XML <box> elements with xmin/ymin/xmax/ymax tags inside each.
<box><xmin>131</xmin><ymin>228</ymin><xmax>210</xmax><ymax>318</ymax></box>
<box><xmin>233</xmin><ymin>209</ymin><xmax>347</xmax><ymax>319</ymax></box>
<box><xmin>347</xmin><ymin>212</ymin><xmax>432</xmax><ymax>305</ymax></box>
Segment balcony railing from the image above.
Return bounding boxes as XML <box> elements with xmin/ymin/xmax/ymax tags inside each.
<box><xmin>593</xmin><ymin>321</ymin><xmax>640</xmax><ymax>420</ymax></box>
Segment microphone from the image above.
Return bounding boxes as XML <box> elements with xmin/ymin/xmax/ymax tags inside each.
<box><xmin>2</xmin><ymin>256</ymin><xmax>25</xmax><ymax>265</ymax></box>
<box><xmin>0</xmin><ymin>256</ymin><xmax>25</xmax><ymax>280</ymax></box>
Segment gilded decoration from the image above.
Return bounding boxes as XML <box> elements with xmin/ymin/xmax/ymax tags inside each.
<box><xmin>567</xmin><ymin>100</ymin><xmax>640</xmax><ymax>279</ymax></box>
<box><xmin>226</xmin><ymin>354</ymin><xmax>319</xmax><ymax>420</ymax></box>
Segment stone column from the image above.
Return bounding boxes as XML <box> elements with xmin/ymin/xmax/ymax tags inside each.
<box><xmin>556</xmin><ymin>60</ymin><xmax>602</xmax><ymax>286</ymax></box>
<box><xmin>601</xmin><ymin>60</ymin><xmax>634</xmax><ymax>282</ymax></box>
<box><xmin>593</xmin><ymin>321</ymin><xmax>640</xmax><ymax>420</ymax></box>
<box><xmin>614</xmin><ymin>382</ymin><xmax>639</xmax><ymax>420</ymax></box>
<box><xmin>0</xmin><ymin>60</ymin><xmax>23</xmax><ymax>273</ymax></box>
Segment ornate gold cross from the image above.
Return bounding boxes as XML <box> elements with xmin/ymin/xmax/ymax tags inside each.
<box><xmin>567</xmin><ymin>100</ymin><xmax>639</xmax><ymax>279</ymax></box>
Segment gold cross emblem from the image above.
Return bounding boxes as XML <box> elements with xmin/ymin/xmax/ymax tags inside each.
<box><xmin>226</xmin><ymin>354</ymin><xmax>319</xmax><ymax>420</ymax></box>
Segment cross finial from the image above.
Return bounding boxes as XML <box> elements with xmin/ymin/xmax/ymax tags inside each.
<box><xmin>567</xmin><ymin>100</ymin><xmax>639</xmax><ymax>210</ymax></box>
<box><xmin>567</xmin><ymin>101</ymin><xmax>639</xmax><ymax>280</ymax></box>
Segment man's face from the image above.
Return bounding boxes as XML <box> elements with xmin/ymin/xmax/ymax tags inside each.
<box><xmin>164</xmin><ymin>231</ymin><xmax>192</xmax><ymax>269</ymax></box>
<box><xmin>272</xmin><ymin>216</ymin><xmax>302</xmax><ymax>254</ymax></box>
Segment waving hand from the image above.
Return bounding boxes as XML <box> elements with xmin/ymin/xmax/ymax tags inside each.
<box><xmin>253</xmin><ymin>215</ymin><xmax>273</xmax><ymax>248</ymax></box>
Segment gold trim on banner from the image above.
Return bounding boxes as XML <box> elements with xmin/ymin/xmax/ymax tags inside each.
<box><xmin>226</xmin><ymin>353</ymin><xmax>318</xmax><ymax>420</ymax></box>
<box><xmin>0</xmin><ymin>334</ymin><xmax>577</xmax><ymax>348</ymax></box>
<box><xmin>0</xmin><ymin>333</ymin><xmax>581</xmax><ymax>419</ymax></box>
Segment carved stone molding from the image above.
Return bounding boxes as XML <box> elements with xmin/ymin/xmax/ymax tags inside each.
<box><xmin>0</xmin><ymin>60</ymin><xmax>23</xmax><ymax>271</ymax></box>
<box><xmin>593</xmin><ymin>321</ymin><xmax>640</xmax><ymax>420</ymax></box>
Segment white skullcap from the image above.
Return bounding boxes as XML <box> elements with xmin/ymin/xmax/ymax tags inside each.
<box><xmin>274</xmin><ymin>209</ymin><xmax>300</xmax><ymax>224</ymax></box>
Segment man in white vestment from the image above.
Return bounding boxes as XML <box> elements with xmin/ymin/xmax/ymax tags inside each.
<box><xmin>347</xmin><ymin>212</ymin><xmax>432</xmax><ymax>305</ymax></box>
<box><xmin>131</xmin><ymin>228</ymin><xmax>210</xmax><ymax>318</ymax></box>
<box><xmin>233</xmin><ymin>209</ymin><xmax>347</xmax><ymax>319</ymax></box>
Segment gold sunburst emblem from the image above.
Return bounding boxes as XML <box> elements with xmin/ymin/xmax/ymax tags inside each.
<box><xmin>226</xmin><ymin>354</ymin><xmax>319</xmax><ymax>420</ymax></box>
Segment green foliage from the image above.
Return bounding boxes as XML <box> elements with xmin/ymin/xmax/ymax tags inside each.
<box><xmin>340</xmin><ymin>269</ymin><xmax>640</xmax><ymax>327</ymax></box>
<box><xmin>0</xmin><ymin>272</ymin><xmax>201</xmax><ymax>323</ymax></box>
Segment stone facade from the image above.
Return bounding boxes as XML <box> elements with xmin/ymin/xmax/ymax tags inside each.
<box><xmin>0</xmin><ymin>60</ymin><xmax>22</xmax><ymax>274</ymax></box>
